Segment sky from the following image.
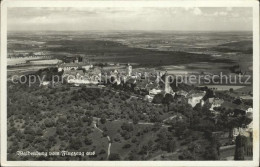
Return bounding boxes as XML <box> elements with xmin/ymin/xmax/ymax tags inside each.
<box><xmin>7</xmin><ymin>7</ymin><xmax>252</xmax><ymax>31</ymax></box>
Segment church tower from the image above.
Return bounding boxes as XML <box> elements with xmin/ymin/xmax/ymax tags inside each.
<box><xmin>165</xmin><ymin>73</ymin><xmax>171</xmax><ymax>94</ymax></box>
<box><xmin>127</xmin><ymin>64</ymin><xmax>132</xmax><ymax>76</ymax></box>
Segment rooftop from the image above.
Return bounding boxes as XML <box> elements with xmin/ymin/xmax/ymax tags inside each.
<box><xmin>186</xmin><ymin>90</ymin><xmax>206</xmax><ymax>98</ymax></box>
<box><xmin>63</xmin><ymin>70</ymin><xmax>84</xmax><ymax>76</ymax></box>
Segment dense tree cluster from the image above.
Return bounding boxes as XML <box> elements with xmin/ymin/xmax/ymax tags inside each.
<box><xmin>7</xmin><ymin>68</ymin><xmax>252</xmax><ymax>160</ymax></box>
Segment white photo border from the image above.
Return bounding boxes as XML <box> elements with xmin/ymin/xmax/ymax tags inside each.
<box><xmin>1</xmin><ymin>0</ymin><xmax>259</xmax><ymax>166</ymax></box>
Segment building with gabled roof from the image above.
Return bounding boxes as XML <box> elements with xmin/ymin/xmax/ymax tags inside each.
<box><xmin>187</xmin><ymin>90</ymin><xmax>206</xmax><ymax>107</ymax></box>
<box><xmin>176</xmin><ymin>90</ymin><xmax>188</xmax><ymax>97</ymax></box>
<box><xmin>207</xmin><ymin>98</ymin><xmax>224</xmax><ymax>111</ymax></box>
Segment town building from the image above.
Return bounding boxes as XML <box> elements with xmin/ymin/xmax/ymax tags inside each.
<box><xmin>62</xmin><ymin>69</ymin><xmax>100</xmax><ymax>85</ymax></box>
<box><xmin>82</xmin><ymin>64</ymin><xmax>93</xmax><ymax>71</ymax></box>
<box><xmin>164</xmin><ymin>75</ymin><xmax>171</xmax><ymax>94</ymax></box>
<box><xmin>127</xmin><ymin>64</ymin><xmax>132</xmax><ymax>76</ymax></box>
<box><xmin>186</xmin><ymin>90</ymin><xmax>206</xmax><ymax>107</ymax></box>
<box><xmin>207</xmin><ymin>98</ymin><xmax>224</xmax><ymax>111</ymax></box>
<box><xmin>41</xmin><ymin>81</ymin><xmax>50</xmax><ymax>87</ymax></box>
<box><xmin>58</xmin><ymin>63</ymin><xmax>81</xmax><ymax>71</ymax></box>
<box><xmin>144</xmin><ymin>95</ymin><xmax>154</xmax><ymax>103</ymax></box>
<box><xmin>176</xmin><ymin>90</ymin><xmax>188</xmax><ymax>97</ymax></box>
<box><xmin>149</xmin><ymin>88</ymin><xmax>163</xmax><ymax>96</ymax></box>
<box><xmin>233</xmin><ymin>121</ymin><xmax>253</xmax><ymax>140</ymax></box>
<box><xmin>246</xmin><ymin>108</ymin><xmax>253</xmax><ymax>114</ymax></box>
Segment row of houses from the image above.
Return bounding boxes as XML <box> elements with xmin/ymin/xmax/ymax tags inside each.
<box><xmin>57</xmin><ymin>61</ymin><xmax>253</xmax><ymax>122</ymax></box>
<box><xmin>58</xmin><ymin>62</ymin><xmax>93</xmax><ymax>71</ymax></box>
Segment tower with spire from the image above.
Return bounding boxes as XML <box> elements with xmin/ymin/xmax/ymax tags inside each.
<box><xmin>127</xmin><ymin>63</ymin><xmax>132</xmax><ymax>77</ymax></box>
<box><xmin>165</xmin><ymin>73</ymin><xmax>171</xmax><ymax>94</ymax></box>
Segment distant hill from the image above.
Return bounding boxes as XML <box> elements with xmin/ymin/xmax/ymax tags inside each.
<box><xmin>213</xmin><ymin>40</ymin><xmax>252</xmax><ymax>54</ymax></box>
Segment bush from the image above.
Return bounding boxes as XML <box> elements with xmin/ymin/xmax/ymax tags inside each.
<box><xmin>84</xmin><ymin>137</ymin><xmax>92</xmax><ymax>145</ymax></box>
<box><xmin>167</xmin><ymin>140</ymin><xmax>176</xmax><ymax>153</ymax></box>
<box><xmin>44</xmin><ymin>119</ymin><xmax>55</xmax><ymax>127</ymax></box>
<box><xmin>114</xmin><ymin>135</ymin><xmax>121</xmax><ymax>142</ymax></box>
<box><xmin>24</xmin><ymin>127</ymin><xmax>35</xmax><ymax>135</ymax></box>
<box><xmin>99</xmin><ymin>149</ymin><xmax>106</xmax><ymax>154</ymax></box>
<box><xmin>100</xmin><ymin>115</ymin><xmax>106</xmax><ymax>124</ymax></box>
<box><xmin>109</xmin><ymin>153</ymin><xmax>121</xmax><ymax>160</ymax></box>
<box><xmin>152</xmin><ymin>94</ymin><xmax>164</xmax><ymax>104</ymax></box>
<box><xmin>122</xmin><ymin>143</ymin><xmax>132</xmax><ymax>149</ymax></box>
<box><xmin>69</xmin><ymin>138</ymin><xmax>82</xmax><ymax>150</ymax></box>
<box><xmin>121</xmin><ymin>122</ymin><xmax>133</xmax><ymax>132</ymax></box>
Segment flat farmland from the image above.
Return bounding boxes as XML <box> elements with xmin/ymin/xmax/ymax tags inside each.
<box><xmin>44</xmin><ymin>39</ymin><xmax>234</xmax><ymax>66</ymax></box>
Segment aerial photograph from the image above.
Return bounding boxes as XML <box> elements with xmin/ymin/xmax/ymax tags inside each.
<box><xmin>6</xmin><ymin>7</ymin><xmax>253</xmax><ymax>161</ymax></box>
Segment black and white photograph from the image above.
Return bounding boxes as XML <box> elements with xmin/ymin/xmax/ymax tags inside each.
<box><xmin>1</xmin><ymin>0</ymin><xmax>259</xmax><ymax>166</ymax></box>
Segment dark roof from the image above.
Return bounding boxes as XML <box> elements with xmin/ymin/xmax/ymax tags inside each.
<box><xmin>146</xmin><ymin>82</ymin><xmax>159</xmax><ymax>90</ymax></box>
<box><xmin>186</xmin><ymin>90</ymin><xmax>206</xmax><ymax>98</ymax></box>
